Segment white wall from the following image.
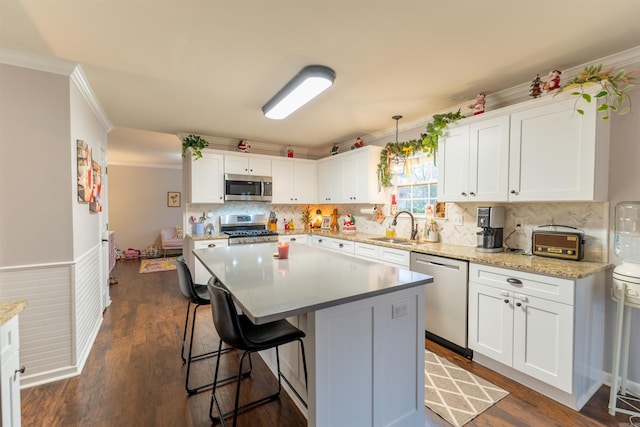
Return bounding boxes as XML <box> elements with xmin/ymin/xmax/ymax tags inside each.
<box><xmin>605</xmin><ymin>58</ymin><xmax>640</xmax><ymax>385</ymax></box>
<box><xmin>108</xmin><ymin>164</ymin><xmax>182</xmax><ymax>251</ymax></box>
<box><xmin>0</xmin><ymin>64</ymin><xmax>74</xmax><ymax>266</ymax></box>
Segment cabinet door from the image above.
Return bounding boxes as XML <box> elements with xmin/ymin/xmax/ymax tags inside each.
<box><xmin>193</xmin><ymin>240</ymin><xmax>228</xmax><ymax>284</ymax></box>
<box><xmin>468</xmin><ymin>282</ymin><xmax>513</xmax><ymax>366</ymax></box>
<box><xmin>292</xmin><ymin>161</ymin><xmax>316</xmax><ymax>203</ymax></box>
<box><xmin>508</xmin><ymin>97</ymin><xmax>600</xmax><ymax>201</ymax></box>
<box><xmin>342</xmin><ymin>151</ymin><xmax>367</xmax><ymax>202</ymax></box>
<box><xmin>437</xmin><ymin>125</ymin><xmax>470</xmax><ymax>202</ymax></box>
<box><xmin>271</xmin><ymin>160</ymin><xmax>293</xmax><ymax>203</ymax></box>
<box><xmin>224</xmin><ymin>155</ymin><xmax>249</xmax><ymax>174</ymax></box>
<box><xmin>469</xmin><ymin>116</ymin><xmax>509</xmax><ymax>202</ymax></box>
<box><xmin>191</xmin><ymin>152</ymin><xmax>224</xmax><ymax>203</ymax></box>
<box><xmin>248</xmin><ymin>157</ymin><xmax>271</xmax><ymax>176</ymax></box>
<box><xmin>512</xmin><ymin>293</ymin><xmax>573</xmax><ymax>392</ymax></box>
<box><xmin>317</xmin><ymin>159</ymin><xmax>341</xmax><ymax>203</ymax></box>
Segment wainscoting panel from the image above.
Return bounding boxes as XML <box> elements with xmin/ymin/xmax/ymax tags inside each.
<box><xmin>0</xmin><ymin>244</ymin><xmax>104</xmax><ymax>387</ymax></box>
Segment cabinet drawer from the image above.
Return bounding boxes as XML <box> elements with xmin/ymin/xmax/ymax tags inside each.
<box><xmin>194</xmin><ymin>239</ymin><xmax>228</xmax><ymax>250</ymax></box>
<box><xmin>379</xmin><ymin>247</ymin><xmax>410</xmax><ymax>268</ymax></box>
<box><xmin>355</xmin><ymin>242</ymin><xmax>380</xmax><ymax>259</ymax></box>
<box><xmin>1</xmin><ymin>315</ymin><xmax>19</xmax><ymax>360</ymax></box>
<box><xmin>470</xmin><ymin>263</ymin><xmax>574</xmax><ymax>305</ymax></box>
<box><xmin>279</xmin><ymin>234</ymin><xmax>308</xmax><ymax>245</ymax></box>
<box><xmin>328</xmin><ymin>239</ymin><xmax>355</xmax><ymax>255</ymax></box>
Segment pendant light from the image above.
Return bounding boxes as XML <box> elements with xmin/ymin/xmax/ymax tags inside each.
<box><xmin>391</xmin><ymin>115</ymin><xmax>404</xmax><ymax>175</ymax></box>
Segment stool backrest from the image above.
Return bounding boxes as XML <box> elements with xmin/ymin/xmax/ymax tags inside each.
<box><xmin>176</xmin><ymin>256</ymin><xmax>194</xmax><ymax>299</ymax></box>
<box><xmin>208</xmin><ymin>281</ymin><xmax>249</xmax><ymax>349</ymax></box>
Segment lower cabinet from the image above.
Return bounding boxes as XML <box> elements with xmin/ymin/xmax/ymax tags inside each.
<box><xmin>278</xmin><ymin>234</ymin><xmax>309</xmax><ymax>245</ymax></box>
<box><xmin>354</xmin><ymin>242</ymin><xmax>410</xmax><ymax>268</ymax></box>
<box><xmin>187</xmin><ymin>238</ymin><xmax>228</xmax><ymax>284</ymax></box>
<box><xmin>1</xmin><ymin>315</ymin><xmax>22</xmax><ymax>427</ymax></box>
<box><xmin>310</xmin><ymin>235</ymin><xmax>355</xmax><ymax>255</ymax></box>
<box><xmin>468</xmin><ymin>263</ymin><xmax>604</xmax><ymax>410</ymax></box>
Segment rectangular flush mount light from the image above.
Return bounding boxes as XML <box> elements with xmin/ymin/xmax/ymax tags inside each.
<box><xmin>262</xmin><ymin>65</ymin><xmax>336</xmax><ymax>120</ymax></box>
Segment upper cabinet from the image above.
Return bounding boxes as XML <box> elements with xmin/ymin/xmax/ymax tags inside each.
<box><xmin>271</xmin><ymin>158</ymin><xmax>317</xmax><ymax>204</ymax></box>
<box><xmin>183</xmin><ymin>149</ymin><xmax>224</xmax><ymax>204</ymax></box>
<box><xmin>224</xmin><ymin>154</ymin><xmax>271</xmax><ymax>176</ymax></box>
<box><xmin>508</xmin><ymin>96</ymin><xmax>609</xmax><ymax>202</ymax></box>
<box><xmin>316</xmin><ymin>146</ymin><xmax>385</xmax><ymax>204</ymax></box>
<box><xmin>439</xmin><ymin>116</ymin><xmax>510</xmax><ymax>202</ymax></box>
<box><xmin>438</xmin><ymin>91</ymin><xmax>609</xmax><ymax>203</ymax></box>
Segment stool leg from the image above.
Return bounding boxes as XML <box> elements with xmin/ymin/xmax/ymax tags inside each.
<box><xmin>620</xmin><ymin>307</ymin><xmax>633</xmax><ymax>395</ymax></box>
<box><xmin>181</xmin><ymin>300</ymin><xmax>192</xmax><ymax>364</ymax></box>
<box><xmin>609</xmin><ymin>283</ymin><xmax>626</xmax><ymax>415</ymax></box>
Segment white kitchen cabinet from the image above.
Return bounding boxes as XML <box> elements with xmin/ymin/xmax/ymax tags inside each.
<box><xmin>278</xmin><ymin>234</ymin><xmax>309</xmax><ymax>245</ymax></box>
<box><xmin>186</xmin><ymin>237</ymin><xmax>228</xmax><ymax>284</ymax></box>
<box><xmin>438</xmin><ymin>115</ymin><xmax>510</xmax><ymax>202</ymax></box>
<box><xmin>1</xmin><ymin>315</ymin><xmax>22</xmax><ymax>427</ymax></box>
<box><xmin>224</xmin><ymin>154</ymin><xmax>271</xmax><ymax>176</ymax></box>
<box><xmin>316</xmin><ymin>157</ymin><xmax>342</xmax><ymax>203</ymax></box>
<box><xmin>437</xmin><ymin>91</ymin><xmax>609</xmax><ymax>203</ymax></box>
<box><xmin>508</xmin><ymin>96</ymin><xmax>609</xmax><ymax>201</ymax></box>
<box><xmin>468</xmin><ymin>263</ymin><xmax>604</xmax><ymax>410</ymax></box>
<box><xmin>354</xmin><ymin>242</ymin><xmax>410</xmax><ymax>268</ymax></box>
<box><xmin>271</xmin><ymin>159</ymin><xmax>316</xmax><ymax>204</ymax></box>
<box><xmin>316</xmin><ymin>146</ymin><xmax>385</xmax><ymax>204</ymax></box>
<box><xmin>311</xmin><ymin>235</ymin><xmax>355</xmax><ymax>255</ymax></box>
<box><xmin>182</xmin><ymin>149</ymin><xmax>224</xmax><ymax>204</ymax></box>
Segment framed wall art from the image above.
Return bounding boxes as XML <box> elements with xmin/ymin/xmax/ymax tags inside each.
<box><xmin>77</xmin><ymin>139</ymin><xmax>92</xmax><ymax>203</ymax></box>
<box><xmin>167</xmin><ymin>192</ymin><xmax>181</xmax><ymax>207</ymax></box>
<box><xmin>321</xmin><ymin>216</ymin><xmax>331</xmax><ymax>229</ymax></box>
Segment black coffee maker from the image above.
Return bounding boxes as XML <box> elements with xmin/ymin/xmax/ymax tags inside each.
<box><xmin>476</xmin><ymin>207</ymin><xmax>505</xmax><ymax>253</ymax></box>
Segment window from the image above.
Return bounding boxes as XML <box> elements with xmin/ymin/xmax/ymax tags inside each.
<box><xmin>395</xmin><ymin>154</ymin><xmax>437</xmax><ymax>214</ymax></box>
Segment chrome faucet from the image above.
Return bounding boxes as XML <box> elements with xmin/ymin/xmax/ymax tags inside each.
<box><xmin>392</xmin><ymin>210</ymin><xmax>418</xmax><ymax>241</ymax></box>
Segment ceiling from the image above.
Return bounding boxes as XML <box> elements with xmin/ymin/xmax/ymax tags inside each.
<box><xmin>1</xmin><ymin>1</ymin><xmax>639</xmax><ymax>166</ymax></box>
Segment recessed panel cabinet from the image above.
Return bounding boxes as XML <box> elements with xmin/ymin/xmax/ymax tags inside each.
<box><xmin>271</xmin><ymin>159</ymin><xmax>316</xmax><ymax>204</ymax></box>
<box><xmin>224</xmin><ymin>154</ymin><xmax>271</xmax><ymax>176</ymax></box>
<box><xmin>438</xmin><ymin>92</ymin><xmax>609</xmax><ymax>203</ymax></box>
<box><xmin>182</xmin><ymin>149</ymin><xmax>224</xmax><ymax>204</ymax></box>
<box><xmin>468</xmin><ymin>263</ymin><xmax>604</xmax><ymax>410</ymax></box>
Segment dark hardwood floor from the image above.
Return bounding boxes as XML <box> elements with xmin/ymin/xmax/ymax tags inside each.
<box><xmin>21</xmin><ymin>258</ymin><xmax>632</xmax><ymax>426</ymax></box>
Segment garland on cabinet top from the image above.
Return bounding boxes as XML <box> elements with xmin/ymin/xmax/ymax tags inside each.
<box><xmin>560</xmin><ymin>64</ymin><xmax>636</xmax><ymax>120</ymax></box>
<box><xmin>377</xmin><ymin>110</ymin><xmax>463</xmax><ymax>187</ymax></box>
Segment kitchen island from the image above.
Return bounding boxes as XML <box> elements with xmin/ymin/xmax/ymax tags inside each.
<box><xmin>194</xmin><ymin>243</ymin><xmax>432</xmax><ymax>427</ymax></box>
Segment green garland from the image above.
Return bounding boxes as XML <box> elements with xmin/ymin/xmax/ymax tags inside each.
<box><xmin>182</xmin><ymin>134</ymin><xmax>209</xmax><ymax>160</ymax></box>
<box><xmin>377</xmin><ymin>110</ymin><xmax>463</xmax><ymax>187</ymax></box>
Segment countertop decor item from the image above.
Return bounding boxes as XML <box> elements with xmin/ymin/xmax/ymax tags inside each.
<box><xmin>561</xmin><ymin>64</ymin><xmax>636</xmax><ymax>119</ymax></box>
<box><xmin>181</xmin><ymin>134</ymin><xmax>209</xmax><ymax>160</ymax></box>
<box><xmin>377</xmin><ymin>110</ymin><xmax>463</xmax><ymax>187</ymax></box>
<box><xmin>301</xmin><ymin>205</ymin><xmax>312</xmax><ymax>230</ymax></box>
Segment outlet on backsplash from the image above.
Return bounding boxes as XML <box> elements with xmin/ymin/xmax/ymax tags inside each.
<box><xmin>452</xmin><ymin>215</ymin><xmax>464</xmax><ymax>226</ymax></box>
<box><xmin>515</xmin><ymin>217</ymin><xmax>524</xmax><ymax>229</ymax></box>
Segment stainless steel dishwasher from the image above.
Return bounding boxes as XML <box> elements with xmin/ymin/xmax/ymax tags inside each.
<box><xmin>410</xmin><ymin>253</ymin><xmax>472</xmax><ymax>359</ymax></box>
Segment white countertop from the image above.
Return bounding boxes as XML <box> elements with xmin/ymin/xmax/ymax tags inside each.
<box><xmin>193</xmin><ymin>242</ymin><xmax>432</xmax><ymax>324</ymax></box>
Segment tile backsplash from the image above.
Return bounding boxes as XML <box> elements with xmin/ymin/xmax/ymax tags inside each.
<box><xmin>186</xmin><ymin>201</ymin><xmax>608</xmax><ymax>262</ymax></box>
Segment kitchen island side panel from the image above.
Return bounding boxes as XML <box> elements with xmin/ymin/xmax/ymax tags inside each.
<box><xmin>307</xmin><ymin>285</ymin><xmax>425</xmax><ymax>427</ymax></box>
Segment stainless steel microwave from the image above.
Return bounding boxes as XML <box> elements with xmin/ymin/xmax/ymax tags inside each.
<box><xmin>224</xmin><ymin>174</ymin><xmax>272</xmax><ymax>202</ymax></box>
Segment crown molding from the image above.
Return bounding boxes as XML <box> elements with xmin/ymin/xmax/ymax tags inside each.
<box><xmin>71</xmin><ymin>65</ymin><xmax>113</xmax><ymax>133</ymax></box>
<box><xmin>108</xmin><ymin>160</ymin><xmax>181</xmax><ymax>170</ymax></box>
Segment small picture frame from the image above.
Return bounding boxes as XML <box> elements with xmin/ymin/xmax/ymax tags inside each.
<box><xmin>167</xmin><ymin>192</ymin><xmax>181</xmax><ymax>207</ymax></box>
<box><xmin>321</xmin><ymin>216</ymin><xmax>331</xmax><ymax>229</ymax></box>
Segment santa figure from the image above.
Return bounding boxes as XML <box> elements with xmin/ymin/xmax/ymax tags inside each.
<box><xmin>469</xmin><ymin>92</ymin><xmax>486</xmax><ymax>115</ymax></box>
<box><xmin>238</xmin><ymin>139</ymin><xmax>251</xmax><ymax>152</ymax></box>
<box><xmin>542</xmin><ymin>70</ymin><xmax>562</xmax><ymax>93</ymax></box>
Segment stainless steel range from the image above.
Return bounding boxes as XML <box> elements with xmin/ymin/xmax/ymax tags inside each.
<box><xmin>219</xmin><ymin>214</ymin><xmax>279</xmax><ymax>245</ymax></box>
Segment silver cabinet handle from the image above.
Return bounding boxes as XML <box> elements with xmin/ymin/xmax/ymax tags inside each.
<box><xmin>290</xmin><ymin>238</ymin><xmax>297</xmax><ymax>242</ymax></box>
<box><xmin>339</xmin><ymin>243</ymin><xmax>344</xmax><ymax>248</ymax></box>
<box><xmin>461</xmin><ymin>192</ymin><xmax>467</xmax><ymax>196</ymax></box>
<box><xmin>510</xmin><ymin>190</ymin><xmax>518</xmax><ymax>195</ymax></box>
<box><xmin>208</xmin><ymin>244</ymin><xmax>216</xmax><ymax>248</ymax></box>
<box><xmin>15</xmin><ymin>366</ymin><xmax>25</xmax><ymax>375</ymax></box>
<box><xmin>507</xmin><ymin>278</ymin><xmax>523</xmax><ymax>286</ymax></box>
<box><xmin>469</xmin><ymin>192</ymin><xmax>476</xmax><ymax>196</ymax></box>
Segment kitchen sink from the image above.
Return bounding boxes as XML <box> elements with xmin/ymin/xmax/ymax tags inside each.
<box><xmin>369</xmin><ymin>237</ymin><xmax>420</xmax><ymax>246</ymax></box>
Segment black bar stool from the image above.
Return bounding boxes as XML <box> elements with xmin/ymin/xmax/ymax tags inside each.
<box><xmin>207</xmin><ymin>279</ymin><xmax>308</xmax><ymax>427</ymax></box>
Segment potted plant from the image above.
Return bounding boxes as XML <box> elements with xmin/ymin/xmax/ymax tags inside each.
<box><xmin>301</xmin><ymin>205</ymin><xmax>312</xmax><ymax>231</ymax></box>
<box><xmin>182</xmin><ymin>134</ymin><xmax>209</xmax><ymax>160</ymax></box>
<box><xmin>561</xmin><ymin>64</ymin><xmax>636</xmax><ymax>120</ymax></box>
<box><xmin>377</xmin><ymin>110</ymin><xmax>463</xmax><ymax>187</ymax></box>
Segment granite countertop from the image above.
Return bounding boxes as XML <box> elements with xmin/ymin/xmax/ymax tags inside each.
<box><xmin>193</xmin><ymin>243</ymin><xmax>431</xmax><ymax>325</ymax></box>
<box><xmin>188</xmin><ymin>233</ymin><xmax>229</xmax><ymax>241</ymax></box>
<box><xmin>0</xmin><ymin>300</ymin><xmax>27</xmax><ymax>326</ymax></box>
<box><xmin>309</xmin><ymin>230</ymin><xmax>613</xmax><ymax>279</ymax></box>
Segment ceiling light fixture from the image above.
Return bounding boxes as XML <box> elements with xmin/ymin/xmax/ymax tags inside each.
<box><xmin>262</xmin><ymin>65</ymin><xmax>336</xmax><ymax>120</ymax></box>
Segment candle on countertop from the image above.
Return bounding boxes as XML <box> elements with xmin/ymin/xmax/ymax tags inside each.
<box><xmin>277</xmin><ymin>242</ymin><xmax>289</xmax><ymax>259</ymax></box>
